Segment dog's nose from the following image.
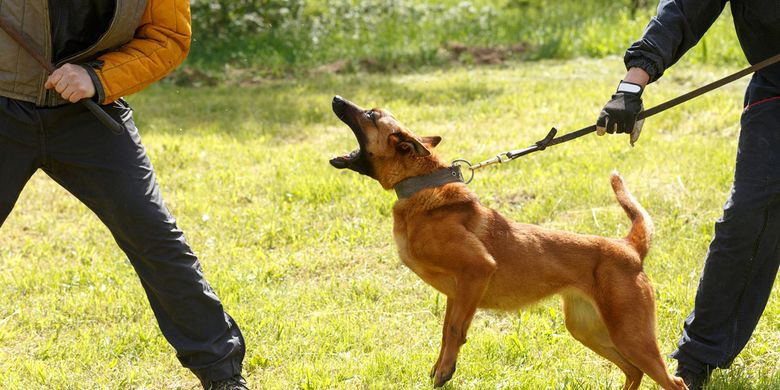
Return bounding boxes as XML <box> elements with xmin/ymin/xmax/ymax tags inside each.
<box><xmin>333</xmin><ymin>95</ymin><xmax>345</xmax><ymax>106</ymax></box>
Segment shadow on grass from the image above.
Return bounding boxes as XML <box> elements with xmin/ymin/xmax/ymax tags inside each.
<box><xmin>126</xmin><ymin>71</ymin><xmax>506</xmax><ymax>141</ymax></box>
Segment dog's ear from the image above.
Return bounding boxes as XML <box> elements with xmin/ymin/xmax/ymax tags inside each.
<box><xmin>421</xmin><ymin>136</ymin><xmax>442</xmax><ymax>148</ymax></box>
<box><xmin>390</xmin><ymin>133</ymin><xmax>431</xmax><ymax>156</ymax></box>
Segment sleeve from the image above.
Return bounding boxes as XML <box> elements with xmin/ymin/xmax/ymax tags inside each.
<box><xmin>87</xmin><ymin>0</ymin><xmax>191</xmax><ymax>104</ymax></box>
<box><xmin>624</xmin><ymin>0</ymin><xmax>727</xmax><ymax>83</ymax></box>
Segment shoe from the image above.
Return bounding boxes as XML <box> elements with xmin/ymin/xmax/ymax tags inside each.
<box><xmin>675</xmin><ymin>365</ymin><xmax>713</xmax><ymax>390</ymax></box>
<box><xmin>202</xmin><ymin>374</ymin><xmax>249</xmax><ymax>390</ymax></box>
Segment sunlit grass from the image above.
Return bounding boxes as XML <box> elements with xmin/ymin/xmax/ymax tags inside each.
<box><xmin>1</xmin><ymin>57</ymin><xmax>777</xmax><ymax>389</ymax></box>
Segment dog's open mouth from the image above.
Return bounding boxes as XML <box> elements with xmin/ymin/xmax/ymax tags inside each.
<box><xmin>330</xmin><ymin>148</ymin><xmax>361</xmax><ymax>169</ymax></box>
<box><xmin>329</xmin><ymin>96</ymin><xmax>373</xmax><ymax>176</ymax></box>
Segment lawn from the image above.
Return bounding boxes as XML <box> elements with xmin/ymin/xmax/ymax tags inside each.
<box><xmin>2</xmin><ymin>57</ymin><xmax>779</xmax><ymax>389</ymax></box>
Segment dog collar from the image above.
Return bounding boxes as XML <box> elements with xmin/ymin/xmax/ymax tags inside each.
<box><xmin>394</xmin><ymin>166</ymin><xmax>465</xmax><ymax>199</ymax></box>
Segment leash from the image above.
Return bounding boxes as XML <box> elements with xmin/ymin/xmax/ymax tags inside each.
<box><xmin>454</xmin><ymin>53</ymin><xmax>780</xmax><ymax>184</ymax></box>
<box><xmin>0</xmin><ymin>15</ymin><xmax>124</xmax><ymax>135</ymax></box>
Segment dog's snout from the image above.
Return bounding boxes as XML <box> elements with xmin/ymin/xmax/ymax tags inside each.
<box><xmin>332</xmin><ymin>95</ymin><xmax>353</xmax><ymax>118</ymax></box>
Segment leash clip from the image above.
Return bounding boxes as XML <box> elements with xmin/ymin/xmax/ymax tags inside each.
<box><xmin>471</xmin><ymin>153</ymin><xmax>511</xmax><ymax>170</ymax></box>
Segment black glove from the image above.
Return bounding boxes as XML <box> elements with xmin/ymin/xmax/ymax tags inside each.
<box><xmin>597</xmin><ymin>81</ymin><xmax>644</xmax><ymax>138</ymax></box>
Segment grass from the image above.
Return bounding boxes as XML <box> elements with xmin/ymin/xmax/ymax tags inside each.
<box><xmin>3</xmin><ymin>56</ymin><xmax>780</xmax><ymax>389</ymax></box>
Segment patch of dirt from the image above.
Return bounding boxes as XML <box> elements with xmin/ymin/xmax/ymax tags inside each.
<box><xmin>169</xmin><ymin>66</ymin><xmax>219</xmax><ymax>87</ymax></box>
<box><xmin>358</xmin><ymin>58</ymin><xmax>388</xmax><ymax>72</ymax></box>
<box><xmin>444</xmin><ymin>41</ymin><xmax>527</xmax><ymax>65</ymax></box>
<box><xmin>309</xmin><ymin>41</ymin><xmax>528</xmax><ymax>75</ymax></box>
<box><xmin>227</xmin><ymin>67</ymin><xmax>273</xmax><ymax>86</ymax></box>
<box><xmin>169</xmin><ymin>40</ymin><xmax>529</xmax><ymax>86</ymax></box>
<box><xmin>313</xmin><ymin>59</ymin><xmax>349</xmax><ymax>74</ymax></box>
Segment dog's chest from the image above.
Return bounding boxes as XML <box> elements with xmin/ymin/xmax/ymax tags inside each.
<box><xmin>393</xmin><ymin>229</ymin><xmax>418</xmax><ymax>270</ymax></box>
<box><xmin>392</xmin><ymin>226</ymin><xmax>455</xmax><ymax>296</ymax></box>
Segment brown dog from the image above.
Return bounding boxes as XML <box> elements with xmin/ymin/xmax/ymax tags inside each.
<box><xmin>329</xmin><ymin>96</ymin><xmax>687</xmax><ymax>390</ymax></box>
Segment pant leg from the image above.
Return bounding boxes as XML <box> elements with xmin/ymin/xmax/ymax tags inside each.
<box><xmin>0</xmin><ymin>97</ymin><xmax>42</xmax><ymax>226</ymax></box>
<box><xmin>38</xmin><ymin>100</ymin><xmax>244</xmax><ymax>381</ymax></box>
<box><xmin>672</xmin><ymin>82</ymin><xmax>780</xmax><ymax>372</ymax></box>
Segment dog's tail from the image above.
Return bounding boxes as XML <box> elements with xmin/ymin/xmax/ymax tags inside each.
<box><xmin>610</xmin><ymin>171</ymin><xmax>654</xmax><ymax>260</ymax></box>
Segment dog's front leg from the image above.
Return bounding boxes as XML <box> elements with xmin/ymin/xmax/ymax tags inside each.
<box><xmin>430</xmin><ymin>297</ymin><xmax>453</xmax><ymax>379</ymax></box>
<box><xmin>432</xmin><ymin>269</ymin><xmax>494</xmax><ymax>388</ymax></box>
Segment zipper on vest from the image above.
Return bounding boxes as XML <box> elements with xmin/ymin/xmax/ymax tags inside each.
<box><xmin>36</xmin><ymin>0</ymin><xmax>54</xmax><ymax>106</ymax></box>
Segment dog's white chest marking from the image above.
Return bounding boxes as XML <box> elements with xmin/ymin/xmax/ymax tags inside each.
<box><xmin>393</xmin><ymin>230</ymin><xmax>416</xmax><ymax>268</ymax></box>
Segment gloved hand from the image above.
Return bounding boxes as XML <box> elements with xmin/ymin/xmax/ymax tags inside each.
<box><xmin>596</xmin><ymin>81</ymin><xmax>645</xmax><ymax>144</ymax></box>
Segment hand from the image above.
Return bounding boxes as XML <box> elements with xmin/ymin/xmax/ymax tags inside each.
<box><xmin>596</xmin><ymin>89</ymin><xmax>644</xmax><ymax>135</ymax></box>
<box><xmin>44</xmin><ymin>64</ymin><xmax>96</xmax><ymax>103</ymax></box>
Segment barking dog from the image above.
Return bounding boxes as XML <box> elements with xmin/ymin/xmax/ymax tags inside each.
<box><xmin>329</xmin><ymin>96</ymin><xmax>686</xmax><ymax>390</ymax></box>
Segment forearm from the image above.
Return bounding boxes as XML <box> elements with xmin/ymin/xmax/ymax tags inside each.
<box><xmin>623</xmin><ymin>68</ymin><xmax>650</xmax><ymax>88</ymax></box>
<box><xmin>625</xmin><ymin>0</ymin><xmax>726</xmax><ymax>82</ymax></box>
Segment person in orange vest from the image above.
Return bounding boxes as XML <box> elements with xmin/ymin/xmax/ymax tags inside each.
<box><xmin>0</xmin><ymin>2</ymin><xmax>247</xmax><ymax>389</ymax></box>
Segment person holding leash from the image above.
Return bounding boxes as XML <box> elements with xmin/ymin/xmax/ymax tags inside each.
<box><xmin>0</xmin><ymin>1</ymin><xmax>247</xmax><ymax>389</ymax></box>
<box><xmin>597</xmin><ymin>0</ymin><xmax>780</xmax><ymax>388</ymax></box>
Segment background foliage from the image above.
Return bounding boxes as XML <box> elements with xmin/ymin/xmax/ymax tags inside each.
<box><xmin>187</xmin><ymin>0</ymin><xmax>743</xmax><ymax>76</ymax></box>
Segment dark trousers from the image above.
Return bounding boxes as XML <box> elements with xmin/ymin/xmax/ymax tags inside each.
<box><xmin>672</xmin><ymin>74</ymin><xmax>780</xmax><ymax>373</ymax></box>
<box><xmin>0</xmin><ymin>97</ymin><xmax>244</xmax><ymax>382</ymax></box>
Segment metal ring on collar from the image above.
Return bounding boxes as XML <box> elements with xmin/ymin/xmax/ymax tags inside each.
<box><xmin>451</xmin><ymin>159</ymin><xmax>475</xmax><ymax>184</ymax></box>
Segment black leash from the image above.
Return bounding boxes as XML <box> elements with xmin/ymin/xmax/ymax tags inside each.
<box><xmin>455</xmin><ymin>53</ymin><xmax>780</xmax><ymax>183</ymax></box>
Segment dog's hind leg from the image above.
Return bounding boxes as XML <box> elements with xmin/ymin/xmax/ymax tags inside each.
<box><xmin>596</xmin><ymin>275</ymin><xmax>688</xmax><ymax>390</ymax></box>
<box><xmin>562</xmin><ymin>294</ymin><xmax>644</xmax><ymax>390</ymax></box>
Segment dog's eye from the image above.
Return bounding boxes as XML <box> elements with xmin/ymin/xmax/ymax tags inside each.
<box><xmin>366</xmin><ymin>111</ymin><xmax>375</xmax><ymax>120</ymax></box>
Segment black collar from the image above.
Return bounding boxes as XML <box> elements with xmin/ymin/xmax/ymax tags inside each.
<box><xmin>394</xmin><ymin>166</ymin><xmax>465</xmax><ymax>199</ymax></box>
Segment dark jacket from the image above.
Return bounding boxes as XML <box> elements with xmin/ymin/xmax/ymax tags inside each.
<box><xmin>625</xmin><ymin>0</ymin><xmax>780</xmax><ymax>89</ymax></box>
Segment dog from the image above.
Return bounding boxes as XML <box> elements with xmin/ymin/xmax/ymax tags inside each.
<box><xmin>329</xmin><ymin>96</ymin><xmax>687</xmax><ymax>390</ymax></box>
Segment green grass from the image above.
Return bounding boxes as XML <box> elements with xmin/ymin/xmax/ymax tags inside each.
<box><xmin>3</xmin><ymin>57</ymin><xmax>780</xmax><ymax>389</ymax></box>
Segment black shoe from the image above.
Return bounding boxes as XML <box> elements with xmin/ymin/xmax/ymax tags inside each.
<box><xmin>675</xmin><ymin>366</ymin><xmax>713</xmax><ymax>390</ymax></box>
<box><xmin>202</xmin><ymin>374</ymin><xmax>249</xmax><ymax>390</ymax></box>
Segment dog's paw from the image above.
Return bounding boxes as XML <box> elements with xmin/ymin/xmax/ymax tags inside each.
<box><xmin>432</xmin><ymin>363</ymin><xmax>456</xmax><ymax>388</ymax></box>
